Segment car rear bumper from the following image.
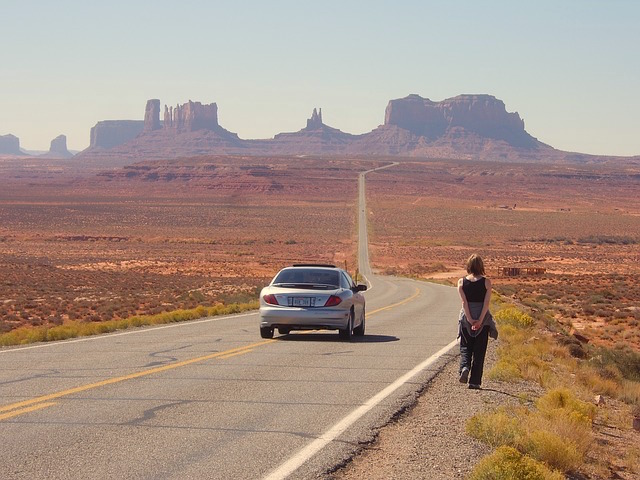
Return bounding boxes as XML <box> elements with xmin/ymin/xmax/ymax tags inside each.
<box><xmin>259</xmin><ymin>306</ymin><xmax>350</xmax><ymax>329</ymax></box>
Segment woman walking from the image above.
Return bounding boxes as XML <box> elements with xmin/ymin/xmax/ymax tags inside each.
<box><xmin>458</xmin><ymin>254</ymin><xmax>497</xmax><ymax>389</ymax></box>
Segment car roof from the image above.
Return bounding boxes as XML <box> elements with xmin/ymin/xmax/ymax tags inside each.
<box><xmin>290</xmin><ymin>263</ymin><xmax>337</xmax><ymax>268</ymax></box>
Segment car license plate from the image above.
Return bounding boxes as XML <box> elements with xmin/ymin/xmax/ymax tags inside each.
<box><xmin>293</xmin><ymin>297</ymin><xmax>311</xmax><ymax>307</ymax></box>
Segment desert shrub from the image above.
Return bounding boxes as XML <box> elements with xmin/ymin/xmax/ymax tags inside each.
<box><xmin>488</xmin><ymin>358</ymin><xmax>522</xmax><ymax>382</ymax></box>
<box><xmin>577</xmin><ymin>235</ymin><xmax>637</xmax><ymax>245</ymax></box>
<box><xmin>408</xmin><ymin>262</ymin><xmax>447</xmax><ymax>275</ymax></box>
<box><xmin>469</xmin><ymin>446</ymin><xmax>564</xmax><ymax>480</ymax></box>
<box><xmin>488</xmin><ymin>324</ymin><xmax>553</xmax><ymax>384</ymax></box>
<box><xmin>0</xmin><ymin>300</ymin><xmax>259</xmax><ymax>346</ymax></box>
<box><xmin>0</xmin><ymin>321</ymin><xmax>13</xmax><ymax>334</ymax></box>
<box><xmin>46</xmin><ymin>325</ymin><xmax>79</xmax><ymax>341</ymax></box>
<box><xmin>558</xmin><ymin>332</ymin><xmax>587</xmax><ymax>358</ymax></box>
<box><xmin>466</xmin><ymin>408</ymin><xmax>523</xmax><ymax>447</ymax></box>
<box><xmin>497</xmin><ymin>284</ymin><xmax>517</xmax><ymax>296</ymax></box>
<box><xmin>518</xmin><ymin>429</ymin><xmax>582</xmax><ymax>473</ymax></box>
<box><xmin>524</xmin><ymin>389</ymin><xmax>594</xmax><ymax>471</ymax></box>
<box><xmin>2</xmin><ymin>313</ymin><xmax>20</xmax><ymax>323</ymax></box>
<box><xmin>535</xmin><ymin>388</ymin><xmax>596</xmax><ymax>425</ymax></box>
<box><xmin>467</xmin><ymin>389</ymin><xmax>593</xmax><ymax>473</ymax></box>
<box><xmin>494</xmin><ymin>307</ymin><xmax>535</xmax><ymax>329</ymax></box>
<box><xmin>575</xmin><ymin>359</ymin><xmax>639</xmax><ymax>404</ymax></box>
<box><xmin>1</xmin><ymin>326</ymin><xmax>48</xmax><ymax>344</ymax></box>
<box><xmin>616</xmin><ymin>379</ymin><xmax>640</xmax><ymax>406</ymax></box>
<box><xmin>0</xmin><ymin>331</ymin><xmax>19</xmax><ymax>346</ymax></box>
<box><xmin>576</xmin><ymin>363</ymin><xmax>620</xmax><ymax>397</ymax></box>
<box><xmin>589</xmin><ymin>345</ymin><xmax>640</xmax><ymax>382</ymax></box>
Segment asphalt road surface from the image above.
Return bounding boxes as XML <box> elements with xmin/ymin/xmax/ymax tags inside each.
<box><xmin>0</xmin><ymin>164</ymin><xmax>461</xmax><ymax>480</ymax></box>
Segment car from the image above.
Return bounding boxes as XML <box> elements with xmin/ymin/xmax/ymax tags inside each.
<box><xmin>259</xmin><ymin>264</ymin><xmax>367</xmax><ymax>340</ymax></box>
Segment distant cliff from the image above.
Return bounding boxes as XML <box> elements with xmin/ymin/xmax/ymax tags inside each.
<box><xmin>77</xmin><ymin>94</ymin><xmax>625</xmax><ymax>164</ymax></box>
<box><xmin>39</xmin><ymin>134</ymin><xmax>74</xmax><ymax>158</ymax></box>
<box><xmin>89</xmin><ymin>120</ymin><xmax>144</xmax><ymax>149</ymax></box>
<box><xmin>84</xmin><ymin>100</ymin><xmax>224</xmax><ymax>156</ymax></box>
<box><xmin>383</xmin><ymin>94</ymin><xmax>537</xmax><ymax>147</ymax></box>
<box><xmin>0</xmin><ymin>134</ymin><xmax>23</xmax><ymax>155</ymax></box>
<box><xmin>163</xmin><ymin>100</ymin><xmax>219</xmax><ymax>132</ymax></box>
<box><xmin>268</xmin><ymin>108</ymin><xmax>357</xmax><ymax>154</ymax></box>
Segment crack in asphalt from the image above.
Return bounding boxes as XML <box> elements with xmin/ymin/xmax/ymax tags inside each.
<box><xmin>8</xmin><ymin>418</ymin><xmax>344</xmax><ymax>442</ymax></box>
<box><xmin>0</xmin><ymin>369</ymin><xmax>61</xmax><ymax>386</ymax></box>
<box><xmin>125</xmin><ymin>400</ymin><xmax>193</xmax><ymax>425</ymax></box>
<box><xmin>143</xmin><ymin>344</ymin><xmax>194</xmax><ymax>367</ymax></box>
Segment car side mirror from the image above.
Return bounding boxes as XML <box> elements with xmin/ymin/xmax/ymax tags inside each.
<box><xmin>354</xmin><ymin>284</ymin><xmax>368</xmax><ymax>292</ymax></box>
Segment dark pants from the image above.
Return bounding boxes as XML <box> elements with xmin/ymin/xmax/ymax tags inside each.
<box><xmin>459</xmin><ymin>325</ymin><xmax>489</xmax><ymax>386</ymax></box>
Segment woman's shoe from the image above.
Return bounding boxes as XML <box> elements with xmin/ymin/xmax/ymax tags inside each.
<box><xmin>468</xmin><ymin>384</ymin><xmax>481</xmax><ymax>389</ymax></box>
<box><xmin>459</xmin><ymin>367</ymin><xmax>469</xmax><ymax>384</ymax></box>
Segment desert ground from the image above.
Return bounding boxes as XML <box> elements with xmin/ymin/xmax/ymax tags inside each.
<box><xmin>1</xmin><ymin>155</ymin><xmax>639</xmax><ymax>353</ymax></box>
<box><xmin>364</xmin><ymin>159</ymin><xmax>640</xmax><ymax>352</ymax></box>
<box><xmin>0</xmin><ymin>156</ymin><xmax>379</xmax><ymax>334</ymax></box>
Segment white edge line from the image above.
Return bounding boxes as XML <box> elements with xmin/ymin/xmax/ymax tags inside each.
<box><xmin>361</xmin><ymin>273</ymin><xmax>373</xmax><ymax>293</ymax></box>
<box><xmin>262</xmin><ymin>337</ymin><xmax>459</xmax><ymax>480</ymax></box>
<box><xmin>0</xmin><ymin>311</ymin><xmax>259</xmax><ymax>354</ymax></box>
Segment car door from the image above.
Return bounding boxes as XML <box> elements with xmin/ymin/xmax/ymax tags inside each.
<box><xmin>342</xmin><ymin>271</ymin><xmax>364</xmax><ymax>324</ymax></box>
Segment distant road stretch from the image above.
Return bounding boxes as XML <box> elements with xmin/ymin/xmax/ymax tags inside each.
<box><xmin>0</xmin><ymin>163</ymin><xmax>460</xmax><ymax>480</ymax></box>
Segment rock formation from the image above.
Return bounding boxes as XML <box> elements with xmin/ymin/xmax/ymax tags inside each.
<box><xmin>163</xmin><ymin>101</ymin><xmax>218</xmax><ymax>132</ymax></box>
<box><xmin>76</xmin><ymin>94</ymin><xmax>624</xmax><ymax>163</ymax></box>
<box><xmin>89</xmin><ymin>120</ymin><xmax>144</xmax><ymax>149</ymax></box>
<box><xmin>46</xmin><ymin>135</ymin><xmax>73</xmax><ymax>158</ymax></box>
<box><xmin>306</xmin><ymin>108</ymin><xmax>323</xmax><ymax>130</ymax></box>
<box><xmin>269</xmin><ymin>108</ymin><xmax>357</xmax><ymax>154</ymax></box>
<box><xmin>79</xmin><ymin>99</ymin><xmax>240</xmax><ymax>163</ymax></box>
<box><xmin>144</xmin><ymin>99</ymin><xmax>161</xmax><ymax>132</ymax></box>
<box><xmin>383</xmin><ymin>94</ymin><xmax>537</xmax><ymax>147</ymax></box>
<box><xmin>0</xmin><ymin>134</ymin><xmax>22</xmax><ymax>155</ymax></box>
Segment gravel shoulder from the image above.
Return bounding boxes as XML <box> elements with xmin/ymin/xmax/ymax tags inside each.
<box><xmin>326</xmin><ymin>341</ymin><xmax>540</xmax><ymax>479</ymax></box>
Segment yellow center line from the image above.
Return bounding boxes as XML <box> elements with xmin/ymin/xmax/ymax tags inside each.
<box><xmin>0</xmin><ymin>402</ymin><xmax>57</xmax><ymax>421</ymax></box>
<box><xmin>1</xmin><ymin>288</ymin><xmax>424</xmax><ymax>421</ymax></box>
<box><xmin>367</xmin><ymin>286</ymin><xmax>420</xmax><ymax>316</ymax></box>
<box><xmin>0</xmin><ymin>339</ymin><xmax>276</xmax><ymax>415</ymax></box>
<box><xmin>218</xmin><ymin>349</ymin><xmax>254</xmax><ymax>360</ymax></box>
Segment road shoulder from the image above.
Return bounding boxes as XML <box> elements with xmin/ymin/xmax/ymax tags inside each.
<box><xmin>328</xmin><ymin>341</ymin><xmax>537</xmax><ymax>479</ymax></box>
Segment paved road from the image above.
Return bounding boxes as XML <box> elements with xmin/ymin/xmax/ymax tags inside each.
<box><xmin>0</xmin><ymin>165</ymin><xmax>461</xmax><ymax>480</ymax></box>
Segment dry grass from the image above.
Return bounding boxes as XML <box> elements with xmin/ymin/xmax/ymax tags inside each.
<box><xmin>468</xmin><ymin>381</ymin><xmax>594</xmax><ymax>473</ymax></box>
<box><xmin>467</xmin><ymin>303</ymin><xmax>640</xmax><ymax>478</ymax></box>
<box><xmin>0</xmin><ymin>301</ymin><xmax>258</xmax><ymax>346</ymax></box>
<box><xmin>469</xmin><ymin>446</ymin><xmax>564</xmax><ymax>480</ymax></box>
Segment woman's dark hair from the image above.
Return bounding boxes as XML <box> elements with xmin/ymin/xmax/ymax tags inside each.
<box><xmin>466</xmin><ymin>254</ymin><xmax>485</xmax><ymax>276</ymax></box>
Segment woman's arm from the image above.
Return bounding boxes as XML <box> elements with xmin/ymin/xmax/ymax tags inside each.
<box><xmin>457</xmin><ymin>278</ymin><xmax>476</xmax><ymax>324</ymax></box>
<box><xmin>473</xmin><ymin>277</ymin><xmax>492</xmax><ymax>331</ymax></box>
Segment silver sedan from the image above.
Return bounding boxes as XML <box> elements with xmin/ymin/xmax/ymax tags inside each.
<box><xmin>259</xmin><ymin>264</ymin><xmax>367</xmax><ymax>340</ymax></box>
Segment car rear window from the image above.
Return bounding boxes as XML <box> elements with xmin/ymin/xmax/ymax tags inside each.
<box><xmin>273</xmin><ymin>269</ymin><xmax>340</xmax><ymax>288</ymax></box>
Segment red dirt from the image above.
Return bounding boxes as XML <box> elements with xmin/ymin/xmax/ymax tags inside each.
<box><xmin>1</xmin><ymin>155</ymin><xmax>638</xmax><ymax>352</ymax></box>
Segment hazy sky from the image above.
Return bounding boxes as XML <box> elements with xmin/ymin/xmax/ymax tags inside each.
<box><xmin>2</xmin><ymin>1</ymin><xmax>639</xmax><ymax>155</ymax></box>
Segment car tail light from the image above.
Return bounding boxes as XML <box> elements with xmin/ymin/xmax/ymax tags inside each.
<box><xmin>324</xmin><ymin>295</ymin><xmax>342</xmax><ymax>307</ymax></box>
<box><xmin>263</xmin><ymin>294</ymin><xmax>279</xmax><ymax>305</ymax></box>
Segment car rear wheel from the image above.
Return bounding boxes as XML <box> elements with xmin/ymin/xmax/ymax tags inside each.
<box><xmin>260</xmin><ymin>327</ymin><xmax>274</xmax><ymax>339</ymax></box>
<box><xmin>339</xmin><ymin>312</ymin><xmax>354</xmax><ymax>341</ymax></box>
<box><xmin>353</xmin><ymin>308</ymin><xmax>365</xmax><ymax>336</ymax></box>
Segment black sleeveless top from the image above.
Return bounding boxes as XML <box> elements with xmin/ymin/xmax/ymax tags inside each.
<box><xmin>462</xmin><ymin>277</ymin><xmax>487</xmax><ymax>303</ymax></box>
